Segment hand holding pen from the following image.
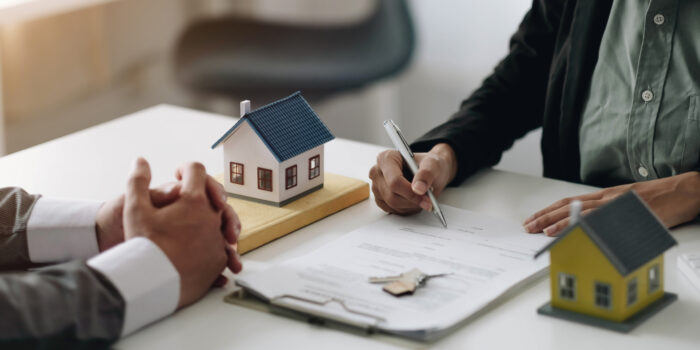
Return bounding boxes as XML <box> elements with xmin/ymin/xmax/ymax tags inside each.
<box><xmin>368</xmin><ymin>120</ymin><xmax>457</xmax><ymax>226</ymax></box>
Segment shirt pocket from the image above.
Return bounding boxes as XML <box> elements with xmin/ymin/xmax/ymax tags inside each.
<box><xmin>681</xmin><ymin>95</ymin><xmax>700</xmax><ymax>171</ymax></box>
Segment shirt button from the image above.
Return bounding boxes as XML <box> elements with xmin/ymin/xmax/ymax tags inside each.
<box><xmin>638</xmin><ymin>166</ymin><xmax>649</xmax><ymax>178</ymax></box>
<box><xmin>653</xmin><ymin>14</ymin><xmax>665</xmax><ymax>25</ymax></box>
<box><xmin>642</xmin><ymin>90</ymin><xmax>654</xmax><ymax>102</ymax></box>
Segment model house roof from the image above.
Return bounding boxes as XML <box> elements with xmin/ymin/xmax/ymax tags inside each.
<box><xmin>211</xmin><ymin>92</ymin><xmax>335</xmax><ymax>162</ymax></box>
<box><xmin>534</xmin><ymin>191</ymin><xmax>677</xmax><ymax>276</ymax></box>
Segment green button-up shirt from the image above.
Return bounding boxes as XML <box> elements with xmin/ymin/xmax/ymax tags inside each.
<box><xmin>579</xmin><ymin>0</ymin><xmax>700</xmax><ymax>187</ymax></box>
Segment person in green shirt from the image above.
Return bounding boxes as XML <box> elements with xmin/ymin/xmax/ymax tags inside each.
<box><xmin>369</xmin><ymin>0</ymin><xmax>700</xmax><ymax>235</ymax></box>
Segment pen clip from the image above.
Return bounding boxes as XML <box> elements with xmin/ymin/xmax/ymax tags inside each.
<box><xmin>388</xmin><ymin>120</ymin><xmax>414</xmax><ymax>158</ymax></box>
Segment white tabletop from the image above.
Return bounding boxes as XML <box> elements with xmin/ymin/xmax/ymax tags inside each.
<box><xmin>1</xmin><ymin>105</ymin><xmax>698</xmax><ymax>349</ymax></box>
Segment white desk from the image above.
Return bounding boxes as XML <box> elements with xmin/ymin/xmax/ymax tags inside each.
<box><xmin>0</xmin><ymin>105</ymin><xmax>698</xmax><ymax>349</ymax></box>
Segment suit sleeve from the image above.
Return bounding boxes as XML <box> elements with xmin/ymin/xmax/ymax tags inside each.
<box><xmin>0</xmin><ymin>261</ymin><xmax>125</xmax><ymax>349</ymax></box>
<box><xmin>0</xmin><ymin>237</ymin><xmax>181</xmax><ymax>348</ymax></box>
<box><xmin>0</xmin><ymin>188</ymin><xmax>180</xmax><ymax>347</ymax></box>
<box><xmin>0</xmin><ymin>187</ymin><xmax>102</xmax><ymax>271</ymax></box>
<box><xmin>411</xmin><ymin>0</ymin><xmax>563</xmax><ymax>185</ymax></box>
<box><xmin>0</xmin><ymin>187</ymin><xmax>41</xmax><ymax>270</ymax></box>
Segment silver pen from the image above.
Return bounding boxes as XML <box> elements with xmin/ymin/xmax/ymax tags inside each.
<box><xmin>383</xmin><ymin>120</ymin><xmax>448</xmax><ymax>228</ymax></box>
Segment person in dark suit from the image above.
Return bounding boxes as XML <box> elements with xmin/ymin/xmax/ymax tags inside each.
<box><xmin>0</xmin><ymin>158</ymin><xmax>243</xmax><ymax>348</ymax></box>
<box><xmin>370</xmin><ymin>0</ymin><xmax>700</xmax><ymax>233</ymax></box>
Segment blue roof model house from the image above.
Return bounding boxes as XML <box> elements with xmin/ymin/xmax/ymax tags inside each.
<box><xmin>212</xmin><ymin>92</ymin><xmax>335</xmax><ymax>206</ymax></box>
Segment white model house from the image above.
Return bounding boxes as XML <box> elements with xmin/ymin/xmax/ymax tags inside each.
<box><xmin>211</xmin><ymin>92</ymin><xmax>335</xmax><ymax>206</ymax></box>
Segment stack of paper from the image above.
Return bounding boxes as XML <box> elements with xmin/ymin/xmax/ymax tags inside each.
<box><xmin>235</xmin><ymin>205</ymin><xmax>553</xmax><ymax>340</ymax></box>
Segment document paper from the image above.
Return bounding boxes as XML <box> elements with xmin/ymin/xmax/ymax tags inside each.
<box><xmin>236</xmin><ymin>205</ymin><xmax>552</xmax><ymax>339</ymax></box>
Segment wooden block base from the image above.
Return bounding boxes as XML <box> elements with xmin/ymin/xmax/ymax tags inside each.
<box><xmin>216</xmin><ymin>172</ymin><xmax>369</xmax><ymax>254</ymax></box>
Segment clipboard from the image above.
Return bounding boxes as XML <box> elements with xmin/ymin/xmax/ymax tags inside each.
<box><xmin>224</xmin><ymin>287</ymin><xmax>375</xmax><ymax>337</ymax></box>
<box><xmin>223</xmin><ymin>205</ymin><xmax>553</xmax><ymax>343</ymax></box>
<box><xmin>225</xmin><ymin>266</ymin><xmax>547</xmax><ymax>342</ymax></box>
<box><xmin>223</xmin><ymin>285</ymin><xmax>445</xmax><ymax>345</ymax></box>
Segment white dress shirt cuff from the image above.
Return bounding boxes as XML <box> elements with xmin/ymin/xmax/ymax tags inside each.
<box><xmin>88</xmin><ymin>237</ymin><xmax>180</xmax><ymax>336</ymax></box>
<box><xmin>26</xmin><ymin>197</ymin><xmax>102</xmax><ymax>263</ymax></box>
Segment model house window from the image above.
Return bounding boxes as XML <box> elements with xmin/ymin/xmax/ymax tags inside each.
<box><xmin>230</xmin><ymin>162</ymin><xmax>244</xmax><ymax>185</ymax></box>
<box><xmin>558</xmin><ymin>273</ymin><xmax>576</xmax><ymax>301</ymax></box>
<box><xmin>309</xmin><ymin>155</ymin><xmax>320</xmax><ymax>179</ymax></box>
<box><xmin>594</xmin><ymin>282</ymin><xmax>612</xmax><ymax>309</ymax></box>
<box><xmin>285</xmin><ymin>165</ymin><xmax>297</xmax><ymax>189</ymax></box>
<box><xmin>257</xmin><ymin>168</ymin><xmax>272</xmax><ymax>192</ymax></box>
<box><xmin>648</xmin><ymin>264</ymin><xmax>660</xmax><ymax>293</ymax></box>
<box><xmin>627</xmin><ymin>278</ymin><xmax>638</xmax><ymax>306</ymax></box>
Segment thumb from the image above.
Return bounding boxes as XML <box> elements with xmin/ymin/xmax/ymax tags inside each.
<box><xmin>412</xmin><ymin>154</ymin><xmax>439</xmax><ymax>195</ymax></box>
<box><xmin>150</xmin><ymin>182</ymin><xmax>181</xmax><ymax>208</ymax></box>
<box><xmin>126</xmin><ymin>157</ymin><xmax>154</xmax><ymax>213</ymax></box>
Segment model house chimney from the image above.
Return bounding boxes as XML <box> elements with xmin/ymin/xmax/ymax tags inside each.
<box><xmin>569</xmin><ymin>200</ymin><xmax>582</xmax><ymax>225</ymax></box>
<box><xmin>240</xmin><ymin>100</ymin><xmax>251</xmax><ymax>117</ymax></box>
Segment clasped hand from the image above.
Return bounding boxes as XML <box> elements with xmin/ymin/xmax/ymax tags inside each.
<box><xmin>96</xmin><ymin>158</ymin><xmax>243</xmax><ymax>308</ymax></box>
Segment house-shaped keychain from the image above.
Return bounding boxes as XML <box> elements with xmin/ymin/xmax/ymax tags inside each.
<box><xmin>535</xmin><ymin>191</ymin><xmax>677</xmax><ymax>332</ymax></box>
<box><xmin>211</xmin><ymin>92</ymin><xmax>335</xmax><ymax>206</ymax></box>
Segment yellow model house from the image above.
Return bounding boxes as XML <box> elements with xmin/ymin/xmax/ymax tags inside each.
<box><xmin>535</xmin><ymin>191</ymin><xmax>677</xmax><ymax>332</ymax></box>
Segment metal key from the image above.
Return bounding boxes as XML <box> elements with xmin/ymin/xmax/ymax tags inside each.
<box><xmin>369</xmin><ymin>268</ymin><xmax>449</xmax><ymax>284</ymax></box>
<box><xmin>369</xmin><ymin>268</ymin><xmax>419</xmax><ymax>283</ymax></box>
<box><xmin>368</xmin><ymin>273</ymin><xmax>407</xmax><ymax>284</ymax></box>
<box><xmin>369</xmin><ymin>268</ymin><xmax>450</xmax><ymax>296</ymax></box>
<box><xmin>415</xmin><ymin>272</ymin><xmax>450</xmax><ymax>287</ymax></box>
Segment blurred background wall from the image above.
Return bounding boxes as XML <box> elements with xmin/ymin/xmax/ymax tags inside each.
<box><xmin>0</xmin><ymin>0</ymin><xmax>541</xmax><ymax>176</ymax></box>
